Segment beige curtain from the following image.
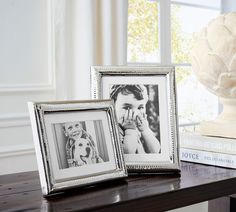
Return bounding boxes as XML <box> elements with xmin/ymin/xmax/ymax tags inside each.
<box><xmin>54</xmin><ymin>0</ymin><xmax>128</xmax><ymax>100</ymax></box>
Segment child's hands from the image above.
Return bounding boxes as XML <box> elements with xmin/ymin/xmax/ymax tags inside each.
<box><xmin>121</xmin><ymin>108</ymin><xmax>136</xmax><ymax>130</ymax></box>
<box><xmin>136</xmin><ymin>111</ymin><xmax>149</xmax><ymax>132</ymax></box>
<box><xmin>123</xmin><ymin>127</ymin><xmax>140</xmax><ymax>154</ymax></box>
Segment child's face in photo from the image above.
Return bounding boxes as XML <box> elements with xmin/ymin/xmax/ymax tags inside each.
<box><xmin>64</xmin><ymin>122</ymin><xmax>83</xmax><ymax>138</ymax></box>
<box><xmin>115</xmin><ymin>93</ymin><xmax>147</xmax><ymax>124</ymax></box>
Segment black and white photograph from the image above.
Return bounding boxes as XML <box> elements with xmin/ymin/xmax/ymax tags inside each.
<box><xmin>52</xmin><ymin>120</ymin><xmax>109</xmax><ymax>169</ymax></box>
<box><xmin>91</xmin><ymin>66</ymin><xmax>180</xmax><ymax>172</ymax></box>
<box><xmin>110</xmin><ymin>84</ymin><xmax>161</xmax><ymax>154</ymax></box>
<box><xmin>28</xmin><ymin>100</ymin><xmax>127</xmax><ymax>196</ymax></box>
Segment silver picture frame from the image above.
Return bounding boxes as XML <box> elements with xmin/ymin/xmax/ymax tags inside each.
<box><xmin>91</xmin><ymin>66</ymin><xmax>180</xmax><ymax>173</ymax></box>
<box><xmin>28</xmin><ymin>100</ymin><xmax>127</xmax><ymax>196</ymax></box>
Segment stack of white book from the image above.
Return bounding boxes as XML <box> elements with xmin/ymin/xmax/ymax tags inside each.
<box><xmin>180</xmin><ymin>132</ymin><xmax>236</xmax><ymax>169</ymax></box>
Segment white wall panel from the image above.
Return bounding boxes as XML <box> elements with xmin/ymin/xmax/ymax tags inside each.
<box><xmin>0</xmin><ymin>0</ymin><xmax>56</xmax><ymax>175</ymax></box>
<box><xmin>0</xmin><ymin>0</ymin><xmax>50</xmax><ymax>86</ymax></box>
<box><xmin>0</xmin><ymin>93</ymin><xmax>56</xmax><ymax>114</ymax></box>
<box><xmin>0</xmin><ymin>126</ymin><xmax>33</xmax><ymax>146</ymax></box>
<box><xmin>0</xmin><ymin>145</ymin><xmax>37</xmax><ymax>175</ymax></box>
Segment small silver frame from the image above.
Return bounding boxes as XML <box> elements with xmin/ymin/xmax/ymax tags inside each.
<box><xmin>28</xmin><ymin>100</ymin><xmax>127</xmax><ymax>196</ymax></box>
<box><xmin>91</xmin><ymin>66</ymin><xmax>180</xmax><ymax>173</ymax></box>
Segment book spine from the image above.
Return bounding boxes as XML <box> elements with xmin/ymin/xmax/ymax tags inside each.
<box><xmin>180</xmin><ymin>134</ymin><xmax>236</xmax><ymax>155</ymax></box>
<box><xmin>180</xmin><ymin>148</ymin><xmax>236</xmax><ymax>169</ymax></box>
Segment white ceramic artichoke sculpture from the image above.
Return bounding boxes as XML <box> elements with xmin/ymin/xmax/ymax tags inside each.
<box><xmin>191</xmin><ymin>12</ymin><xmax>236</xmax><ymax>138</ymax></box>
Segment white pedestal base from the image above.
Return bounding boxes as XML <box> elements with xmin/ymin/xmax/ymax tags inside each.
<box><xmin>200</xmin><ymin>98</ymin><xmax>236</xmax><ymax>139</ymax></box>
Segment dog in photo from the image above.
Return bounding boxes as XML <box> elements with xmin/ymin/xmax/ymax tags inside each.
<box><xmin>71</xmin><ymin>137</ymin><xmax>104</xmax><ymax>166</ymax></box>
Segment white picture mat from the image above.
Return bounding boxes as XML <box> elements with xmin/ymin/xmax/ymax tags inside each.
<box><xmin>102</xmin><ymin>76</ymin><xmax>172</xmax><ymax>163</ymax></box>
<box><xmin>44</xmin><ymin>110</ymin><xmax>117</xmax><ymax>182</ymax></box>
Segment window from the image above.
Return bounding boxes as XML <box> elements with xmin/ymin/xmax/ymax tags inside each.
<box><xmin>128</xmin><ymin>0</ymin><xmax>221</xmax><ymax>131</ymax></box>
<box><xmin>128</xmin><ymin>0</ymin><xmax>159</xmax><ymax>63</ymax></box>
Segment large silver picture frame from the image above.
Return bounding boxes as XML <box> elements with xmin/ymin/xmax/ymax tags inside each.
<box><xmin>28</xmin><ymin>100</ymin><xmax>127</xmax><ymax>196</ymax></box>
<box><xmin>91</xmin><ymin>66</ymin><xmax>180</xmax><ymax>173</ymax></box>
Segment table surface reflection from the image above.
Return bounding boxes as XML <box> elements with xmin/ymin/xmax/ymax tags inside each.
<box><xmin>1</xmin><ymin>162</ymin><xmax>236</xmax><ymax>212</ymax></box>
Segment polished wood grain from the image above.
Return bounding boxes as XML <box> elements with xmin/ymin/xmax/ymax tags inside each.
<box><xmin>1</xmin><ymin>162</ymin><xmax>236</xmax><ymax>211</ymax></box>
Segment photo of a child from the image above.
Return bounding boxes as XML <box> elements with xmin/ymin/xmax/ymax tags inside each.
<box><xmin>110</xmin><ymin>84</ymin><xmax>161</xmax><ymax>154</ymax></box>
<box><xmin>63</xmin><ymin>121</ymin><xmax>104</xmax><ymax>167</ymax></box>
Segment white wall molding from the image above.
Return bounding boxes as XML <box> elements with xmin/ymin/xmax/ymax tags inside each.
<box><xmin>0</xmin><ymin>144</ymin><xmax>37</xmax><ymax>175</ymax></box>
<box><xmin>0</xmin><ymin>83</ymin><xmax>55</xmax><ymax>93</ymax></box>
<box><xmin>48</xmin><ymin>0</ymin><xmax>56</xmax><ymax>94</ymax></box>
<box><xmin>0</xmin><ymin>144</ymin><xmax>35</xmax><ymax>158</ymax></box>
<box><xmin>0</xmin><ymin>113</ymin><xmax>30</xmax><ymax>128</ymax></box>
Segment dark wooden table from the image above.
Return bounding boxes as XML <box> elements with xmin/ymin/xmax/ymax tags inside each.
<box><xmin>1</xmin><ymin>162</ymin><xmax>236</xmax><ymax>212</ymax></box>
